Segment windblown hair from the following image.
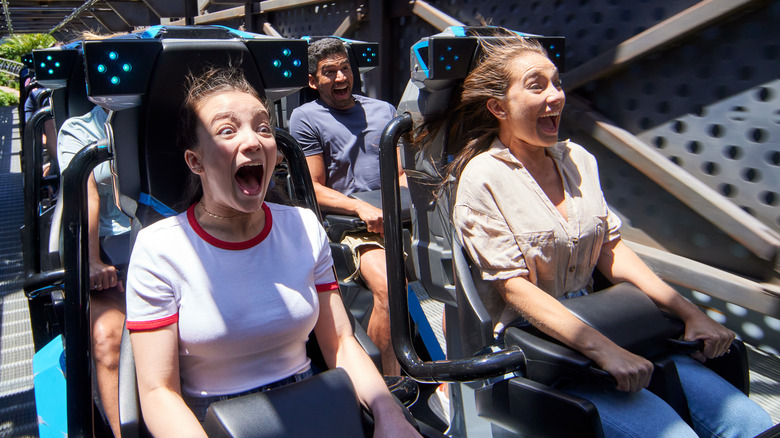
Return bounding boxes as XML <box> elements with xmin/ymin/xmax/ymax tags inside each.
<box><xmin>307</xmin><ymin>37</ymin><xmax>348</xmax><ymax>76</ymax></box>
<box><xmin>176</xmin><ymin>63</ymin><xmax>278</xmax><ymax>208</ymax></box>
<box><xmin>416</xmin><ymin>34</ymin><xmax>549</xmax><ymax>183</ymax></box>
<box><xmin>178</xmin><ymin>63</ymin><xmax>266</xmax><ymax>154</ymax></box>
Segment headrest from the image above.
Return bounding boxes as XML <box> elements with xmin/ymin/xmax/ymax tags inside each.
<box><xmin>32</xmin><ymin>46</ymin><xmax>92</xmax><ymax>130</ymax></box>
<box><xmin>21</xmin><ymin>53</ymin><xmax>35</xmax><ymax>70</ymax></box>
<box><xmin>82</xmin><ymin>28</ymin><xmax>310</xmax><ymax>220</ymax></box>
<box><xmin>410</xmin><ymin>26</ymin><xmax>565</xmax><ymax>92</ymax></box>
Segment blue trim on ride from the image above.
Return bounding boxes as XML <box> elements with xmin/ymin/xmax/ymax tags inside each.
<box><xmin>408</xmin><ymin>286</ymin><xmax>445</xmax><ymax>361</ymax></box>
<box><xmin>33</xmin><ymin>335</ymin><xmax>67</xmax><ymax>438</ymax></box>
<box><xmin>412</xmin><ymin>40</ymin><xmax>430</xmax><ymax>78</ymax></box>
<box><xmin>139</xmin><ymin>193</ymin><xmax>177</xmax><ymax>217</ymax></box>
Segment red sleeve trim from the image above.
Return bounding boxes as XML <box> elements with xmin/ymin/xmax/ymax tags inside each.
<box><xmin>126</xmin><ymin>313</ymin><xmax>179</xmax><ymax>331</ymax></box>
<box><xmin>315</xmin><ymin>282</ymin><xmax>339</xmax><ymax>293</ymax></box>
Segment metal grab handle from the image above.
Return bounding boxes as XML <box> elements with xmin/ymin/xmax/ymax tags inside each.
<box><xmin>60</xmin><ymin>139</ymin><xmax>112</xmax><ymax>438</ymax></box>
<box><xmin>379</xmin><ymin>113</ymin><xmax>527</xmax><ymax>382</ymax></box>
<box><xmin>667</xmin><ymin>338</ymin><xmax>705</xmax><ymax>354</ymax></box>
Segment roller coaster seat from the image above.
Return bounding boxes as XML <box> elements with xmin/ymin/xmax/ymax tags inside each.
<box><xmin>285</xmin><ymin>36</ymin><xmax>417</xmax><ymax>332</ymax></box>
<box><xmin>79</xmin><ymin>26</ymin><xmax>419</xmax><ymax>437</ymax></box>
<box><xmin>392</xmin><ymin>26</ymin><xmax>750</xmax><ymax>437</ymax></box>
<box><xmin>22</xmin><ymin>47</ymin><xmax>97</xmax><ymax>352</ymax></box>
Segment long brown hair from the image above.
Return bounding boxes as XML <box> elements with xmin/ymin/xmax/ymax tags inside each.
<box><xmin>415</xmin><ymin>34</ymin><xmax>549</xmax><ymax>183</ymax></box>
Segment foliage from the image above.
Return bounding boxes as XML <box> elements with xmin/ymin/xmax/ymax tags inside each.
<box><xmin>0</xmin><ymin>89</ymin><xmax>19</xmax><ymax>106</ymax></box>
<box><xmin>0</xmin><ymin>72</ymin><xmax>17</xmax><ymax>88</ymax></box>
<box><xmin>0</xmin><ymin>33</ymin><xmax>56</xmax><ymax>61</ymax></box>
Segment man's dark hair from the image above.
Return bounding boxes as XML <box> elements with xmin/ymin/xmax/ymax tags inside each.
<box><xmin>308</xmin><ymin>38</ymin><xmax>348</xmax><ymax>76</ymax></box>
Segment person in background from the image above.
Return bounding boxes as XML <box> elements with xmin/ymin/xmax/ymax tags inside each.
<box><xmin>289</xmin><ymin>37</ymin><xmax>407</xmax><ymax>376</ymax></box>
<box><xmin>24</xmin><ymin>86</ymin><xmax>57</xmax><ymax>177</ymax></box>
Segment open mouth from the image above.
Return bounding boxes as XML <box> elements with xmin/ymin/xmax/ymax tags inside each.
<box><xmin>332</xmin><ymin>84</ymin><xmax>350</xmax><ymax>99</ymax></box>
<box><xmin>538</xmin><ymin>111</ymin><xmax>561</xmax><ymax>133</ymax></box>
<box><xmin>234</xmin><ymin>163</ymin><xmax>265</xmax><ymax>196</ymax></box>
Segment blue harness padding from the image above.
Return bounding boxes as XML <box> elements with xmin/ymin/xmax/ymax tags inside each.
<box><xmin>33</xmin><ymin>335</ymin><xmax>67</xmax><ymax>438</ymax></box>
<box><xmin>139</xmin><ymin>192</ymin><xmax>177</xmax><ymax>217</ymax></box>
<box><xmin>408</xmin><ymin>286</ymin><xmax>446</xmax><ymax>361</ymax></box>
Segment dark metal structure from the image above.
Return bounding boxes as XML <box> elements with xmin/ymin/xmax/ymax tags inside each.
<box><xmin>1</xmin><ymin>0</ymin><xmax>778</xmax><ymax>435</ymax></box>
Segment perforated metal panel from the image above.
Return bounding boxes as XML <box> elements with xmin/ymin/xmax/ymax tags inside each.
<box><xmin>271</xmin><ymin>0</ymin><xmax>365</xmax><ymax>39</ymax></box>
<box><xmin>582</xmin><ymin>2</ymin><xmax>780</xmax><ymax>233</ymax></box>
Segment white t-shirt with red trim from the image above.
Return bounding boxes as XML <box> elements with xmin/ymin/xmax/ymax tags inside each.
<box><xmin>125</xmin><ymin>202</ymin><xmax>338</xmax><ymax>397</ymax></box>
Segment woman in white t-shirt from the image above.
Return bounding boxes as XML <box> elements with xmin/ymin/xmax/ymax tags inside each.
<box><xmin>125</xmin><ymin>65</ymin><xmax>420</xmax><ymax>438</ymax></box>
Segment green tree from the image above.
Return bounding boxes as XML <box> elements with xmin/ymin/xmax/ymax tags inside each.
<box><xmin>0</xmin><ymin>33</ymin><xmax>56</xmax><ymax>61</ymax></box>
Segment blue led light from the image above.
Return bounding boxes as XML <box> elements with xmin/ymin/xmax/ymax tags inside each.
<box><xmin>445</xmin><ymin>65</ymin><xmax>452</xmax><ymax>71</ymax></box>
<box><xmin>55</xmin><ymin>62</ymin><xmax>60</xmax><ymax>67</ymax></box>
<box><xmin>122</xmin><ymin>63</ymin><xmax>132</xmax><ymax>72</ymax></box>
<box><xmin>47</xmin><ymin>55</ymin><xmax>52</xmax><ymax>61</ymax></box>
<box><xmin>273</xmin><ymin>59</ymin><xmax>281</xmax><ymax>68</ymax></box>
<box><xmin>97</xmin><ymin>64</ymin><xmax>106</xmax><ymax>73</ymax></box>
<box><xmin>109</xmin><ymin>51</ymin><xmax>118</xmax><ymax>60</ymax></box>
<box><xmin>40</xmin><ymin>62</ymin><xmax>46</xmax><ymax>68</ymax></box>
<box><xmin>110</xmin><ymin>76</ymin><xmax>120</xmax><ymax>85</ymax></box>
<box><xmin>283</xmin><ymin>70</ymin><xmax>292</xmax><ymax>78</ymax></box>
<box><xmin>439</xmin><ymin>56</ymin><xmax>445</xmax><ymax>61</ymax></box>
<box><xmin>454</xmin><ymin>55</ymin><xmax>459</xmax><ymax>61</ymax></box>
<box><xmin>48</xmin><ymin>69</ymin><xmax>54</xmax><ymax>74</ymax></box>
<box><xmin>367</xmin><ymin>47</ymin><xmax>372</xmax><ymax>52</ymax></box>
<box><xmin>550</xmin><ymin>45</ymin><xmax>555</xmax><ymax>49</ymax></box>
<box><xmin>293</xmin><ymin>59</ymin><xmax>301</xmax><ymax>67</ymax></box>
<box><xmin>282</xmin><ymin>48</ymin><xmax>291</xmax><ymax>56</ymax></box>
<box><xmin>447</xmin><ymin>46</ymin><xmax>452</xmax><ymax>52</ymax></box>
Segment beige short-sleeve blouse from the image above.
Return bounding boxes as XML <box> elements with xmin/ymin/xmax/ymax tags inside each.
<box><xmin>453</xmin><ymin>138</ymin><xmax>622</xmax><ymax>331</ymax></box>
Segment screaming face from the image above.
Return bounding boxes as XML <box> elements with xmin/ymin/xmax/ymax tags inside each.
<box><xmin>187</xmin><ymin>90</ymin><xmax>277</xmax><ymax>217</ymax></box>
<box><xmin>309</xmin><ymin>53</ymin><xmax>355</xmax><ymax>111</ymax></box>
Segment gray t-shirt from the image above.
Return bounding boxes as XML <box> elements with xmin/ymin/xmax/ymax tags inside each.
<box><xmin>57</xmin><ymin>105</ymin><xmax>131</xmax><ymax>237</ymax></box>
<box><xmin>289</xmin><ymin>94</ymin><xmax>396</xmax><ymax>196</ymax></box>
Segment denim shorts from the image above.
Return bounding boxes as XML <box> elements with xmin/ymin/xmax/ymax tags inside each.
<box><xmin>183</xmin><ymin>368</ymin><xmax>314</xmax><ymax>422</ymax></box>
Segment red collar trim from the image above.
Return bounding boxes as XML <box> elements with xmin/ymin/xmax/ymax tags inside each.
<box><xmin>186</xmin><ymin>203</ymin><xmax>272</xmax><ymax>250</ymax></box>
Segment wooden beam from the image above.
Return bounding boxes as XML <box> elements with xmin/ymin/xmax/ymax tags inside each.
<box><xmin>627</xmin><ymin>240</ymin><xmax>780</xmax><ymax>318</ymax></box>
<box><xmin>333</xmin><ymin>13</ymin><xmax>356</xmax><ymax>37</ymax></box>
<box><xmin>194</xmin><ymin>5</ymin><xmax>244</xmax><ymax>24</ymax></box>
<box><xmin>262</xmin><ymin>22</ymin><xmax>282</xmax><ymax>37</ymax></box>
<box><xmin>260</xmin><ymin>0</ymin><xmax>327</xmax><ymax>13</ymax></box>
<box><xmin>563</xmin><ymin>0</ymin><xmax>767</xmax><ymax>91</ymax></box>
<box><xmin>411</xmin><ymin>0</ymin><xmax>464</xmax><ymax>32</ymax></box>
<box><xmin>565</xmin><ymin>95</ymin><xmax>780</xmax><ymax>262</ymax></box>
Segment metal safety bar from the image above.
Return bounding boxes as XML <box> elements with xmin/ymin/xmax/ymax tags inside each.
<box><xmin>379</xmin><ymin>112</ymin><xmax>527</xmax><ymax>382</ymax></box>
<box><xmin>60</xmin><ymin>139</ymin><xmax>112</xmax><ymax>438</ymax></box>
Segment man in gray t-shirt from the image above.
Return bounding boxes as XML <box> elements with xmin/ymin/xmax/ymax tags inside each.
<box><xmin>290</xmin><ymin>38</ymin><xmax>406</xmax><ymax>376</ymax></box>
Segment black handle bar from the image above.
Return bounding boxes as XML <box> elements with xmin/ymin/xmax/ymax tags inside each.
<box><xmin>379</xmin><ymin>113</ymin><xmax>526</xmax><ymax>382</ymax></box>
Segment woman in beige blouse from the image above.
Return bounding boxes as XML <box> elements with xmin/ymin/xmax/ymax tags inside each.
<box><xmin>430</xmin><ymin>31</ymin><xmax>772</xmax><ymax>437</ymax></box>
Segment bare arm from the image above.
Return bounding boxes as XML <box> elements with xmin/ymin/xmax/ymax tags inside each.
<box><xmin>130</xmin><ymin>325</ymin><xmax>207</xmax><ymax>437</ymax></box>
<box><xmin>314</xmin><ymin>291</ymin><xmax>420</xmax><ymax>437</ymax></box>
<box><xmin>496</xmin><ymin>276</ymin><xmax>653</xmax><ymax>392</ymax></box>
<box><xmin>305</xmin><ymin>154</ymin><xmax>385</xmax><ymax>235</ymax></box>
<box><xmin>87</xmin><ymin>175</ymin><xmax>121</xmax><ymax>292</ymax></box>
<box><xmin>596</xmin><ymin>238</ymin><xmax>734</xmax><ymax>360</ymax></box>
<box><xmin>397</xmin><ymin>148</ymin><xmax>408</xmax><ymax>188</ymax></box>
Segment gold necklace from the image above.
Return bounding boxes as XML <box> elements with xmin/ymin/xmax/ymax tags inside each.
<box><xmin>199</xmin><ymin>201</ymin><xmax>257</xmax><ymax>220</ymax></box>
